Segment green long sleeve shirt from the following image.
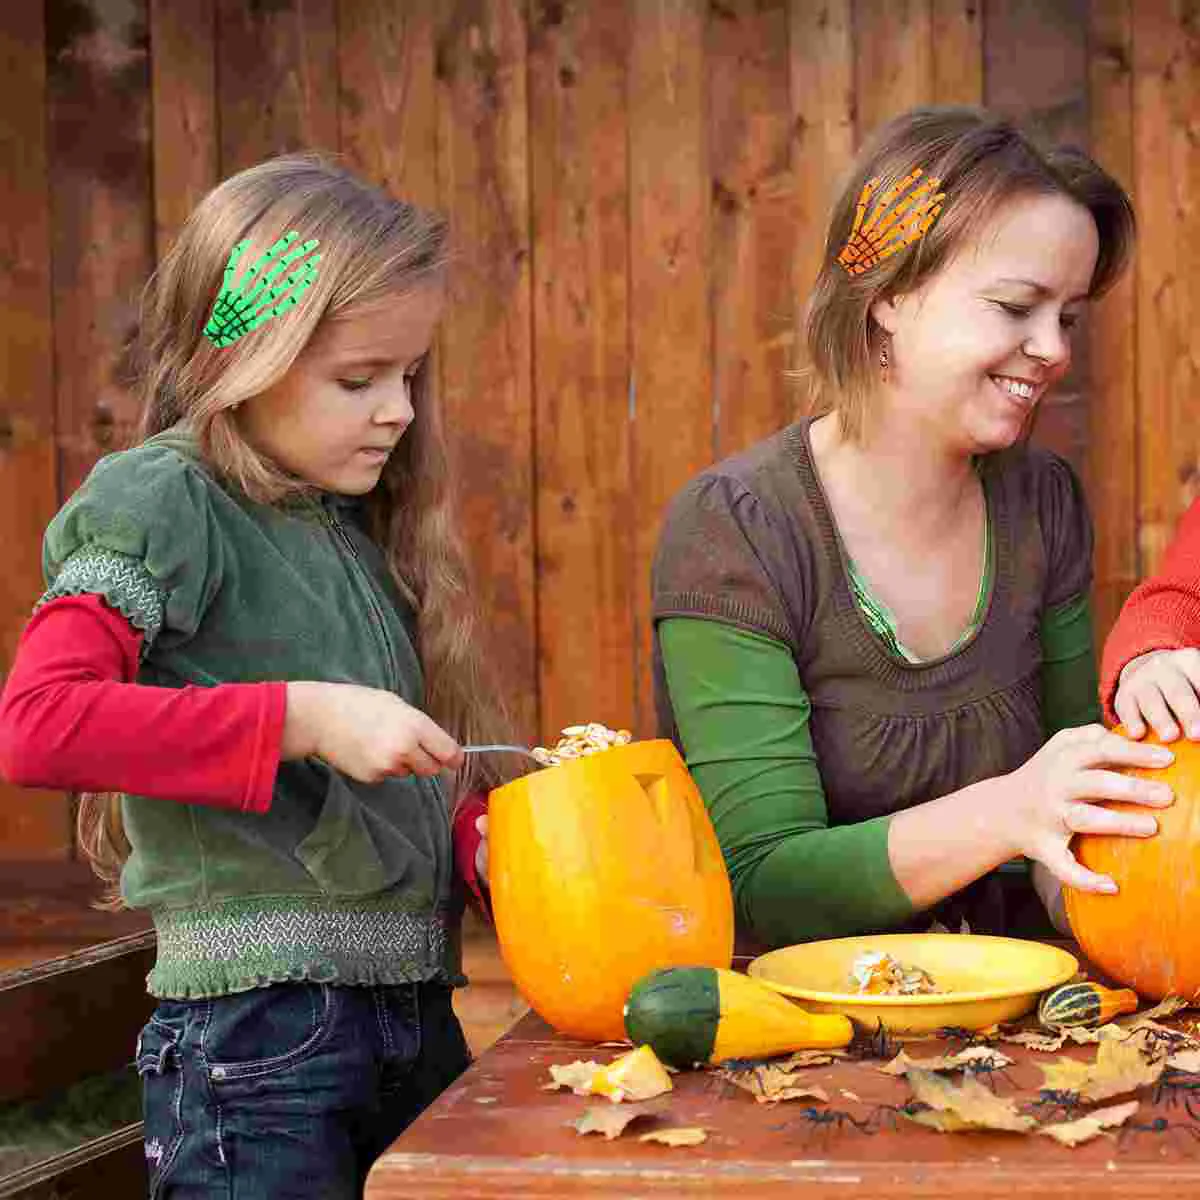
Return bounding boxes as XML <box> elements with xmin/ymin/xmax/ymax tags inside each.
<box><xmin>659</xmin><ymin>595</ymin><xmax>1099</xmax><ymax>946</ymax></box>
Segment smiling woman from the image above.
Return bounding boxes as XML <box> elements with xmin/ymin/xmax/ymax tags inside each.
<box><xmin>651</xmin><ymin>106</ymin><xmax>1168</xmax><ymax>952</ymax></box>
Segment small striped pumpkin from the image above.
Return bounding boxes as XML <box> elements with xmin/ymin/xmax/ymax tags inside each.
<box><xmin>1037</xmin><ymin>982</ymin><xmax>1139</xmax><ymax>1029</ymax></box>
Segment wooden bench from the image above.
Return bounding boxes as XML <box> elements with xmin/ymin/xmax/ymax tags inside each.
<box><xmin>0</xmin><ymin>862</ymin><xmax>523</xmax><ymax>1197</ymax></box>
<box><xmin>0</xmin><ymin>929</ymin><xmax>155</xmax><ymax>1199</ymax></box>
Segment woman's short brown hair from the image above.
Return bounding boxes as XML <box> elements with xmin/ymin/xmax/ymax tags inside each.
<box><xmin>803</xmin><ymin>105</ymin><xmax>1135</xmax><ymax>441</ymax></box>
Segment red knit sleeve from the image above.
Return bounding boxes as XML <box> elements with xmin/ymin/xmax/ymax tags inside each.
<box><xmin>452</xmin><ymin>790</ymin><xmax>492</xmax><ymax>920</ymax></box>
<box><xmin>0</xmin><ymin>594</ymin><xmax>285</xmax><ymax>812</ymax></box>
<box><xmin>1100</xmin><ymin>497</ymin><xmax>1200</xmax><ymax>721</ymax></box>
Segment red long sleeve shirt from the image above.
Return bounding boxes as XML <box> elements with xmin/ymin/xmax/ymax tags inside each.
<box><xmin>1100</xmin><ymin>497</ymin><xmax>1200</xmax><ymax>722</ymax></box>
<box><xmin>0</xmin><ymin>593</ymin><xmax>488</xmax><ymax>901</ymax></box>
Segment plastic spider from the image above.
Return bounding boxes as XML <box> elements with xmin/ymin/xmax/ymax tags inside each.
<box><xmin>1023</xmin><ymin>1088</ymin><xmax>1086</xmax><ymax>1121</ymax></box>
<box><xmin>776</xmin><ymin>1106</ymin><xmax>873</xmax><ymax>1142</ymax></box>
<box><xmin>847</xmin><ymin>1019</ymin><xmax>900</xmax><ymax>1062</ymax></box>
<box><xmin>868</xmin><ymin>1099</ymin><xmax>934</xmax><ymax>1132</ymax></box>
<box><xmin>957</xmin><ymin>1055</ymin><xmax>1015</xmax><ymax>1093</ymax></box>
<box><xmin>936</xmin><ymin>1025</ymin><xmax>994</xmax><ymax>1052</ymax></box>
<box><xmin>1153</xmin><ymin>1069</ymin><xmax>1200</xmax><ymax>1121</ymax></box>
<box><xmin>1118</xmin><ymin>1115</ymin><xmax>1200</xmax><ymax>1148</ymax></box>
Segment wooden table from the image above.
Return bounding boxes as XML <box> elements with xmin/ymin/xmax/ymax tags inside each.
<box><xmin>368</xmin><ymin>999</ymin><xmax>1200</xmax><ymax>1198</ymax></box>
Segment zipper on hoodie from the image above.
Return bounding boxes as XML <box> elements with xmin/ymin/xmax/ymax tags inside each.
<box><xmin>319</xmin><ymin>500</ymin><xmax>401</xmax><ymax>692</ymax></box>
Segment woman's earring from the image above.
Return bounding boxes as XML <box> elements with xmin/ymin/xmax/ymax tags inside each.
<box><xmin>879</xmin><ymin>336</ymin><xmax>890</xmax><ymax>381</ymax></box>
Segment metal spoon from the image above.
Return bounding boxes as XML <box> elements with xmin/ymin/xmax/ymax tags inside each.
<box><xmin>461</xmin><ymin>743</ymin><xmax>543</xmax><ymax>764</ymax></box>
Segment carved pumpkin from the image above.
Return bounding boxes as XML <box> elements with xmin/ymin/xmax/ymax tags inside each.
<box><xmin>488</xmin><ymin>739</ymin><xmax>734</xmax><ymax>1040</ymax></box>
<box><xmin>1065</xmin><ymin>732</ymin><xmax>1200</xmax><ymax>1000</ymax></box>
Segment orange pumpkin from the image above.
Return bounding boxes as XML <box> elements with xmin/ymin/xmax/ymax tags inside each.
<box><xmin>487</xmin><ymin>739</ymin><xmax>734</xmax><ymax>1040</ymax></box>
<box><xmin>1065</xmin><ymin>731</ymin><xmax>1200</xmax><ymax>1000</ymax></box>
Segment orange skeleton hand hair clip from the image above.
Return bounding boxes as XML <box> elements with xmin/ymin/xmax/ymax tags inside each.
<box><xmin>837</xmin><ymin>167</ymin><xmax>945</xmax><ymax>276</ymax></box>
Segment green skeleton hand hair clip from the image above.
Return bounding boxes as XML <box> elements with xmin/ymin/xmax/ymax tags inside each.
<box><xmin>203</xmin><ymin>230</ymin><xmax>321</xmax><ymax>348</ymax></box>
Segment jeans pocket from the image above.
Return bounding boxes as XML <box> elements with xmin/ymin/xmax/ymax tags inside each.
<box><xmin>136</xmin><ymin>1011</ymin><xmax>188</xmax><ymax>1198</ymax></box>
<box><xmin>205</xmin><ymin>983</ymin><xmax>338</xmax><ymax>1085</ymax></box>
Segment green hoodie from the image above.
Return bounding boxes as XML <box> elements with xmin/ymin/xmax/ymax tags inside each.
<box><xmin>41</xmin><ymin>427</ymin><xmax>461</xmax><ymax>998</ymax></box>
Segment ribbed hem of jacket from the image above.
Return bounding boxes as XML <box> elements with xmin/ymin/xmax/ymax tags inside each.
<box><xmin>146</xmin><ymin>893</ymin><xmax>464</xmax><ymax>999</ymax></box>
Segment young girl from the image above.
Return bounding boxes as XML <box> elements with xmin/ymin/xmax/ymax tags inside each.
<box><xmin>0</xmin><ymin>152</ymin><xmax>514</xmax><ymax>1197</ymax></box>
<box><xmin>650</xmin><ymin>106</ymin><xmax>1173</xmax><ymax>949</ymax></box>
<box><xmin>1102</xmin><ymin>497</ymin><xmax>1200</xmax><ymax>740</ymax></box>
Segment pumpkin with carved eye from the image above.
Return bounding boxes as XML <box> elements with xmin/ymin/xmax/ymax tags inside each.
<box><xmin>1065</xmin><ymin>732</ymin><xmax>1200</xmax><ymax>999</ymax></box>
<box><xmin>487</xmin><ymin>739</ymin><xmax>734</xmax><ymax>1040</ymax></box>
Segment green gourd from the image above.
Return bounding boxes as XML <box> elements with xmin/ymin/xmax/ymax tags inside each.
<box><xmin>1037</xmin><ymin>981</ymin><xmax>1139</xmax><ymax>1029</ymax></box>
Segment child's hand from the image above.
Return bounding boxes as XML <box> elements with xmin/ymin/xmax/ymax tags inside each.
<box><xmin>284</xmin><ymin>681</ymin><xmax>464</xmax><ymax>782</ymax></box>
<box><xmin>474</xmin><ymin>814</ymin><xmax>489</xmax><ymax>887</ymax></box>
<box><xmin>1113</xmin><ymin>648</ymin><xmax>1200</xmax><ymax>742</ymax></box>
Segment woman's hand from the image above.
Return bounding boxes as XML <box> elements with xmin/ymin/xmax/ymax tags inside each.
<box><xmin>1114</xmin><ymin>648</ymin><xmax>1200</xmax><ymax>742</ymax></box>
<box><xmin>1004</xmin><ymin>724</ymin><xmax>1175</xmax><ymax>895</ymax></box>
<box><xmin>283</xmin><ymin>681</ymin><xmax>464</xmax><ymax>782</ymax></box>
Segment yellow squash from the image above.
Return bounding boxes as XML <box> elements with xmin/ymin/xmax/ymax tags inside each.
<box><xmin>624</xmin><ymin>966</ymin><xmax>854</xmax><ymax>1067</ymax></box>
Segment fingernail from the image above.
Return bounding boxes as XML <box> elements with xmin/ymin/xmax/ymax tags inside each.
<box><xmin>1153</xmin><ymin>746</ymin><xmax>1176</xmax><ymax>762</ymax></box>
<box><xmin>1100</xmin><ymin>880</ymin><xmax>1119</xmax><ymax>894</ymax></box>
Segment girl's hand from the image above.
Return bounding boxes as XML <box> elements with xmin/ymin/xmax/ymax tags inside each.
<box><xmin>1114</xmin><ymin>648</ymin><xmax>1200</xmax><ymax>742</ymax></box>
<box><xmin>474</xmin><ymin>814</ymin><xmax>489</xmax><ymax>888</ymax></box>
<box><xmin>1004</xmin><ymin>724</ymin><xmax>1174</xmax><ymax>895</ymax></box>
<box><xmin>283</xmin><ymin>681</ymin><xmax>464</xmax><ymax>782</ymax></box>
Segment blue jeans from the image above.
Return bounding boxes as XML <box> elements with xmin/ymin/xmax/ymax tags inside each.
<box><xmin>136</xmin><ymin>981</ymin><xmax>471</xmax><ymax>1198</ymax></box>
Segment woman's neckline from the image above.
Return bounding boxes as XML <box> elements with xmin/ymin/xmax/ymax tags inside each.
<box><xmin>788</xmin><ymin>415</ymin><xmax>1001</xmax><ymax>677</ymax></box>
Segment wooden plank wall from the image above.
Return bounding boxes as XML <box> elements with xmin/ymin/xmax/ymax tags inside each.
<box><xmin>0</xmin><ymin>0</ymin><xmax>1191</xmax><ymax>860</ymax></box>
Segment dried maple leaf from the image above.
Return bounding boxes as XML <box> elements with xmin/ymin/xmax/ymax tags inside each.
<box><xmin>904</xmin><ymin>1068</ymin><xmax>1035</xmax><ymax>1133</ymax></box>
<box><xmin>1133</xmin><ymin>996</ymin><xmax>1191</xmax><ymax>1022</ymax></box>
<box><xmin>1167</xmin><ymin>1049</ymin><xmax>1200</xmax><ymax>1072</ymax></box>
<box><xmin>546</xmin><ymin>1061</ymin><xmax>606</xmax><ymax>1093</ymax></box>
<box><xmin>880</xmin><ymin>1046</ymin><xmax>1012</xmax><ymax>1076</ymax></box>
<box><xmin>720</xmin><ymin>1064</ymin><xmax>829</xmax><ymax>1104</ymax></box>
<box><xmin>1036</xmin><ymin>1100</ymin><xmax>1139</xmax><ymax>1147</ymax></box>
<box><xmin>1002</xmin><ymin>1029</ymin><xmax>1068</xmax><ymax>1052</ymax></box>
<box><xmin>571</xmin><ymin>1105</ymin><xmax>651</xmax><ymax>1140</ymax></box>
<box><xmin>781</xmin><ymin>1049</ymin><xmax>846</xmax><ymax>1068</ymax></box>
<box><xmin>546</xmin><ymin>1047</ymin><xmax>673</xmax><ymax>1103</ymax></box>
<box><xmin>638</xmin><ymin>1127</ymin><xmax>708</xmax><ymax>1147</ymax></box>
<box><xmin>1041</xmin><ymin>1040</ymin><xmax>1164</xmax><ymax>1103</ymax></box>
<box><xmin>1063</xmin><ymin>1023</ymin><xmax>1127</xmax><ymax>1046</ymax></box>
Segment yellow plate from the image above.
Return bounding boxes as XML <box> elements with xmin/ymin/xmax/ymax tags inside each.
<box><xmin>748</xmin><ymin>933</ymin><xmax>1078</xmax><ymax>1035</ymax></box>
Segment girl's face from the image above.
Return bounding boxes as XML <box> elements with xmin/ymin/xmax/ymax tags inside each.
<box><xmin>240</xmin><ymin>282</ymin><xmax>445</xmax><ymax>495</ymax></box>
<box><xmin>870</xmin><ymin>192</ymin><xmax>1100</xmax><ymax>454</ymax></box>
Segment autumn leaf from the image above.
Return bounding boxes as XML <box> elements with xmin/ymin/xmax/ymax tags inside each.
<box><xmin>1040</xmin><ymin>1040</ymin><xmax>1164</xmax><ymax>1103</ymax></box>
<box><xmin>1002</xmin><ymin>1029</ymin><xmax>1068</xmax><ymax>1053</ymax></box>
<box><xmin>904</xmin><ymin>1068</ymin><xmax>1036</xmax><ymax>1133</ymax></box>
<box><xmin>546</xmin><ymin>1061</ymin><xmax>606</xmax><ymax>1093</ymax></box>
<box><xmin>720</xmin><ymin>1063</ymin><xmax>830</xmax><ymax>1103</ymax></box>
<box><xmin>1167</xmin><ymin>1049</ymin><xmax>1200</xmax><ymax>1072</ymax></box>
<box><xmin>571</xmin><ymin>1105</ymin><xmax>652</xmax><ymax>1140</ymax></box>
<box><xmin>880</xmin><ymin>1047</ymin><xmax>1012</xmax><ymax>1076</ymax></box>
<box><xmin>546</xmin><ymin>1047</ymin><xmax>673</xmax><ymax>1103</ymax></box>
<box><xmin>781</xmin><ymin>1049</ymin><xmax>846</xmax><ymax>1068</ymax></box>
<box><xmin>1132</xmin><ymin>996</ymin><xmax>1191</xmax><ymax>1022</ymax></box>
<box><xmin>1037</xmin><ymin>1100</ymin><xmax>1140</xmax><ymax>1147</ymax></box>
<box><xmin>1063</xmin><ymin>1023</ymin><xmax>1127</xmax><ymax>1046</ymax></box>
<box><xmin>638</xmin><ymin>1127</ymin><xmax>708</xmax><ymax>1147</ymax></box>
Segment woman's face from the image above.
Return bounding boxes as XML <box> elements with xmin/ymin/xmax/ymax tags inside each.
<box><xmin>870</xmin><ymin>192</ymin><xmax>1100</xmax><ymax>454</ymax></box>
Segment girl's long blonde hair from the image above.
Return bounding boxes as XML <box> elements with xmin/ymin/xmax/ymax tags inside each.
<box><xmin>79</xmin><ymin>151</ymin><xmax>516</xmax><ymax>900</ymax></box>
<box><xmin>803</xmin><ymin>105</ymin><xmax>1136</xmax><ymax>441</ymax></box>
